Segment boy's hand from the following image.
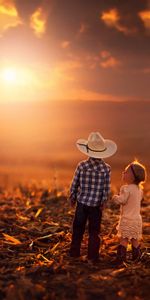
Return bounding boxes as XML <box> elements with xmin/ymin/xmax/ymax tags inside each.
<box><xmin>70</xmin><ymin>199</ymin><xmax>76</xmax><ymax>207</ymax></box>
<box><xmin>68</xmin><ymin>196</ymin><xmax>76</xmax><ymax>207</ymax></box>
<box><xmin>100</xmin><ymin>202</ymin><xmax>107</xmax><ymax>210</ymax></box>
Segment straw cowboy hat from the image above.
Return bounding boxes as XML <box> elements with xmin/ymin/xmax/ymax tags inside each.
<box><xmin>76</xmin><ymin>132</ymin><xmax>117</xmax><ymax>158</ymax></box>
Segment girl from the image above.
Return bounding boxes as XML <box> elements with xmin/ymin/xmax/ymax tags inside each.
<box><xmin>112</xmin><ymin>160</ymin><xmax>146</xmax><ymax>265</ymax></box>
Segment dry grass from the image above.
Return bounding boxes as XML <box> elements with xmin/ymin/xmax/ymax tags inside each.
<box><xmin>0</xmin><ymin>183</ymin><xmax>149</xmax><ymax>300</ymax></box>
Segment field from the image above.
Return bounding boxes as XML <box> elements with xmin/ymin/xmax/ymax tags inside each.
<box><xmin>0</xmin><ymin>100</ymin><xmax>150</xmax><ymax>299</ymax></box>
<box><xmin>0</xmin><ymin>183</ymin><xmax>149</xmax><ymax>300</ymax></box>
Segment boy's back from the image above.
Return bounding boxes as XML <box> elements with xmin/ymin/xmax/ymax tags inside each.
<box><xmin>70</xmin><ymin>157</ymin><xmax>111</xmax><ymax>207</ymax></box>
<box><xmin>69</xmin><ymin>132</ymin><xmax>117</xmax><ymax>261</ymax></box>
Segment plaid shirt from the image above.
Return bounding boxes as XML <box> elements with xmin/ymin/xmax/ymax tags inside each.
<box><xmin>69</xmin><ymin>157</ymin><xmax>111</xmax><ymax>207</ymax></box>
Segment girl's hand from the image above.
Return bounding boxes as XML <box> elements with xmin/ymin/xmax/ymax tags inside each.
<box><xmin>112</xmin><ymin>195</ymin><xmax>119</xmax><ymax>202</ymax></box>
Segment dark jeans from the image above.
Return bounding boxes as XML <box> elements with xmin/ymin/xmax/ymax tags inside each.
<box><xmin>69</xmin><ymin>202</ymin><xmax>102</xmax><ymax>260</ymax></box>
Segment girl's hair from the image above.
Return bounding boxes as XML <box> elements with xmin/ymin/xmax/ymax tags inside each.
<box><xmin>128</xmin><ymin>160</ymin><xmax>147</xmax><ymax>188</ymax></box>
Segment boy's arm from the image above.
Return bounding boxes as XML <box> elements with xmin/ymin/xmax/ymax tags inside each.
<box><xmin>69</xmin><ymin>164</ymin><xmax>80</xmax><ymax>204</ymax></box>
<box><xmin>101</xmin><ymin>168</ymin><xmax>111</xmax><ymax>208</ymax></box>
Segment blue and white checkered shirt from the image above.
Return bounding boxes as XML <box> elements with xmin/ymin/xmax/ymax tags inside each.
<box><xmin>69</xmin><ymin>157</ymin><xmax>111</xmax><ymax>207</ymax></box>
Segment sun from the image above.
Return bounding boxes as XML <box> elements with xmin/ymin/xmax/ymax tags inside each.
<box><xmin>2</xmin><ymin>68</ymin><xmax>18</xmax><ymax>84</ymax></box>
<box><xmin>1</xmin><ymin>67</ymin><xmax>33</xmax><ymax>87</ymax></box>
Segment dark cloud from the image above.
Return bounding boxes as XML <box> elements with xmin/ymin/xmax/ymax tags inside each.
<box><xmin>15</xmin><ymin>0</ymin><xmax>42</xmax><ymax>20</ymax></box>
<box><xmin>8</xmin><ymin>0</ymin><xmax>150</xmax><ymax>62</ymax></box>
<box><xmin>99</xmin><ymin>0</ymin><xmax>147</xmax><ymax>11</ymax></box>
<box><xmin>0</xmin><ymin>0</ymin><xmax>150</xmax><ymax>99</ymax></box>
<box><xmin>43</xmin><ymin>0</ymin><xmax>150</xmax><ymax>58</ymax></box>
<box><xmin>45</xmin><ymin>0</ymin><xmax>148</xmax><ymax>38</ymax></box>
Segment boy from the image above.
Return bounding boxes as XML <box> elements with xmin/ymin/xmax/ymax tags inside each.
<box><xmin>68</xmin><ymin>132</ymin><xmax>117</xmax><ymax>262</ymax></box>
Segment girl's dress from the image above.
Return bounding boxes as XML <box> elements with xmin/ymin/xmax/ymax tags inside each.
<box><xmin>114</xmin><ymin>184</ymin><xmax>143</xmax><ymax>240</ymax></box>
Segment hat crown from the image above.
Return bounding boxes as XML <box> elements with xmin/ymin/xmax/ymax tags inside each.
<box><xmin>88</xmin><ymin>132</ymin><xmax>106</xmax><ymax>151</ymax></box>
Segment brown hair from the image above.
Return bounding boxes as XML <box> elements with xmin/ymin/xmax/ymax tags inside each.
<box><xmin>129</xmin><ymin>160</ymin><xmax>146</xmax><ymax>188</ymax></box>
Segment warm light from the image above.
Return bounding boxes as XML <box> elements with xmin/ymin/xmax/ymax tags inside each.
<box><xmin>0</xmin><ymin>1</ymin><xmax>21</xmax><ymax>36</ymax></box>
<box><xmin>0</xmin><ymin>3</ymin><xmax>18</xmax><ymax>17</ymax></box>
<box><xmin>1</xmin><ymin>67</ymin><xmax>34</xmax><ymax>86</ymax></box>
<box><xmin>0</xmin><ymin>65</ymin><xmax>50</xmax><ymax>102</ymax></box>
<box><xmin>30</xmin><ymin>7</ymin><xmax>47</xmax><ymax>37</ymax></box>
<box><xmin>101</xmin><ymin>9</ymin><xmax>120</xmax><ymax>26</ymax></box>
<box><xmin>2</xmin><ymin>68</ymin><xmax>17</xmax><ymax>83</ymax></box>
<box><xmin>139</xmin><ymin>10</ymin><xmax>150</xmax><ymax>31</ymax></box>
<box><xmin>101</xmin><ymin>8</ymin><xmax>137</xmax><ymax>35</ymax></box>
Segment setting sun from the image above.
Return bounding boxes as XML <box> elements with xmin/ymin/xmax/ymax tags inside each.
<box><xmin>2</xmin><ymin>68</ymin><xmax>17</xmax><ymax>83</ymax></box>
<box><xmin>0</xmin><ymin>66</ymin><xmax>39</xmax><ymax>102</ymax></box>
<box><xmin>1</xmin><ymin>66</ymin><xmax>35</xmax><ymax>87</ymax></box>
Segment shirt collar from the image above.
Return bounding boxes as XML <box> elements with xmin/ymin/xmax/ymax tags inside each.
<box><xmin>88</xmin><ymin>157</ymin><xmax>103</xmax><ymax>166</ymax></box>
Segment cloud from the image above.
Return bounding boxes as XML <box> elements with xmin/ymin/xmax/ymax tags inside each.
<box><xmin>139</xmin><ymin>9</ymin><xmax>150</xmax><ymax>34</ymax></box>
<box><xmin>100</xmin><ymin>57</ymin><xmax>121</xmax><ymax>69</ymax></box>
<box><xmin>0</xmin><ymin>0</ymin><xmax>150</xmax><ymax>101</ymax></box>
<box><xmin>101</xmin><ymin>8</ymin><xmax>120</xmax><ymax>27</ymax></box>
<box><xmin>61</xmin><ymin>40</ymin><xmax>70</xmax><ymax>49</ymax></box>
<box><xmin>0</xmin><ymin>0</ymin><xmax>21</xmax><ymax>35</ymax></box>
<box><xmin>30</xmin><ymin>7</ymin><xmax>47</xmax><ymax>38</ymax></box>
<box><xmin>101</xmin><ymin>8</ymin><xmax>138</xmax><ymax>36</ymax></box>
<box><xmin>58</xmin><ymin>88</ymin><xmax>136</xmax><ymax>102</ymax></box>
<box><xmin>99</xmin><ymin>50</ymin><xmax>121</xmax><ymax>69</ymax></box>
<box><xmin>14</xmin><ymin>0</ymin><xmax>42</xmax><ymax>21</ymax></box>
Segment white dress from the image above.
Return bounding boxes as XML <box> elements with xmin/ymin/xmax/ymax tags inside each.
<box><xmin>113</xmin><ymin>184</ymin><xmax>143</xmax><ymax>240</ymax></box>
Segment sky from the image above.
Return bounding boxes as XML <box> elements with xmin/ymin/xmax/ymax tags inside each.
<box><xmin>0</xmin><ymin>0</ymin><xmax>150</xmax><ymax>102</ymax></box>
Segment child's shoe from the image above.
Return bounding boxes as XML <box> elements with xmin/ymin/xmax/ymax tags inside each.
<box><xmin>132</xmin><ymin>245</ymin><xmax>141</xmax><ymax>261</ymax></box>
<box><xmin>111</xmin><ymin>244</ymin><xmax>126</xmax><ymax>267</ymax></box>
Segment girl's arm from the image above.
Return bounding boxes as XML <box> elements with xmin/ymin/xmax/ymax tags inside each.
<box><xmin>101</xmin><ymin>168</ymin><xmax>111</xmax><ymax>206</ymax></box>
<box><xmin>113</xmin><ymin>186</ymin><xmax>130</xmax><ymax>205</ymax></box>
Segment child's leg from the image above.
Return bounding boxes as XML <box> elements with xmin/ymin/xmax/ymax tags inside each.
<box><xmin>69</xmin><ymin>202</ymin><xmax>87</xmax><ymax>257</ymax></box>
<box><xmin>131</xmin><ymin>238</ymin><xmax>141</xmax><ymax>260</ymax></box>
<box><xmin>131</xmin><ymin>238</ymin><xmax>139</xmax><ymax>248</ymax></box>
<box><xmin>114</xmin><ymin>237</ymin><xmax>128</xmax><ymax>265</ymax></box>
<box><xmin>120</xmin><ymin>237</ymin><xmax>128</xmax><ymax>247</ymax></box>
<box><xmin>88</xmin><ymin>206</ymin><xmax>102</xmax><ymax>260</ymax></box>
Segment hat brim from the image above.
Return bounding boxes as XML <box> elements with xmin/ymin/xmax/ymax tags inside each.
<box><xmin>76</xmin><ymin>138</ymin><xmax>117</xmax><ymax>158</ymax></box>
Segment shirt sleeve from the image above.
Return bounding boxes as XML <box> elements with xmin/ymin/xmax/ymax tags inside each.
<box><xmin>113</xmin><ymin>185</ymin><xmax>130</xmax><ymax>205</ymax></box>
<box><xmin>69</xmin><ymin>164</ymin><xmax>80</xmax><ymax>201</ymax></box>
<box><xmin>102</xmin><ymin>167</ymin><xmax>111</xmax><ymax>203</ymax></box>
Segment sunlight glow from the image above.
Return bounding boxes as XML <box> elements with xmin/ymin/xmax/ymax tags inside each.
<box><xmin>101</xmin><ymin>9</ymin><xmax>137</xmax><ymax>35</ymax></box>
<box><xmin>30</xmin><ymin>7</ymin><xmax>47</xmax><ymax>37</ymax></box>
<box><xmin>2</xmin><ymin>68</ymin><xmax>17</xmax><ymax>83</ymax></box>
<box><xmin>0</xmin><ymin>1</ymin><xmax>21</xmax><ymax>35</ymax></box>
<box><xmin>0</xmin><ymin>3</ymin><xmax>18</xmax><ymax>17</ymax></box>
<box><xmin>101</xmin><ymin>9</ymin><xmax>120</xmax><ymax>26</ymax></box>
<box><xmin>139</xmin><ymin>10</ymin><xmax>150</xmax><ymax>32</ymax></box>
<box><xmin>1</xmin><ymin>67</ymin><xmax>35</xmax><ymax>86</ymax></box>
<box><xmin>0</xmin><ymin>65</ymin><xmax>53</xmax><ymax>102</ymax></box>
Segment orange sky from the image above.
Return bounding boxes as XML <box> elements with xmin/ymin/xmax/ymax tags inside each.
<box><xmin>0</xmin><ymin>0</ymin><xmax>150</xmax><ymax>102</ymax></box>
<box><xmin>0</xmin><ymin>0</ymin><xmax>150</xmax><ymax>189</ymax></box>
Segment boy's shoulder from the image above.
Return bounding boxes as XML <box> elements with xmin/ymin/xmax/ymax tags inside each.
<box><xmin>103</xmin><ymin>161</ymin><xmax>111</xmax><ymax>170</ymax></box>
<box><xmin>101</xmin><ymin>161</ymin><xmax>111</xmax><ymax>174</ymax></box>
<box><xmin>77</xmin><ymin>159</ymin><xmax>111</xmax><ymax>172</ymax></box>
<box><xmin>77</xmin><ymin>159</ymin><xmax>88</xmax><ymax>169</ymax></box>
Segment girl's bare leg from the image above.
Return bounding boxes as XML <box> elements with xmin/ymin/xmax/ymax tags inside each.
<box><xmin>131</xmin><ymin>238</ymin><xmax>141</xmax><ymax>260</ymax></box>
<box><xmin>131</xmin><ymin>238</ymin><xmax>139</xmax><ymax>248</ymax></box>
<box><xmin>120</xmin><ymin>237</ymin><xmax>128</xmax><ymax>247</ymax></box>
